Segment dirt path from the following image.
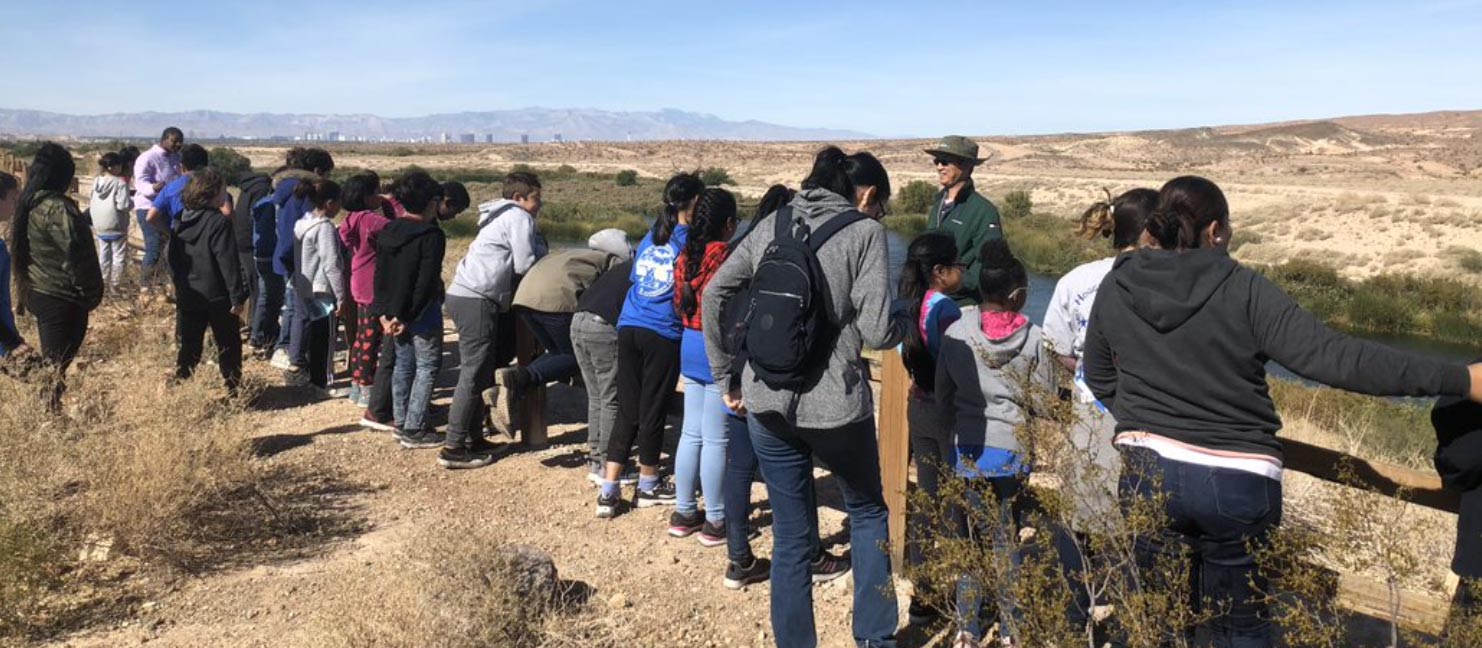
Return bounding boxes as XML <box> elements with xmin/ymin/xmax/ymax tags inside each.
<box><xmin>47</xmin><ymin>328</ymin><xmax>916</xmax><ymax>648</ymax></box>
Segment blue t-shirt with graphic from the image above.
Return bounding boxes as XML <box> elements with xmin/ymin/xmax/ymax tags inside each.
<box><xmin>616</xmin><ymin>224</ymin><xmax>689</xmax><ymax>340</ymax></box>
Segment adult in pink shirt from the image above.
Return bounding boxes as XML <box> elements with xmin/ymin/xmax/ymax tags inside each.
<box><xmin>132</xmin><ymin>127</ymin><xmax>183</xmax><ymax>287</ymax></box>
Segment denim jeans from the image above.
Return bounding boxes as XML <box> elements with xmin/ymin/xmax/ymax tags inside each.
<box><xmin>571</xmin><ymin>312</ymin><xmax>619</xmax><ymax>458</ymax></box>
<box><xmin>676</xmin><ymin>377</ymin><xmax>728</xmax><ymax>522</ymax></box>
<box><xmin>391</xmin><ymin>329</ymin><xmax>444</xmax><ymax>432</ymax></box>
<box><xmin>1119</xmin><ymin>446</ymin><xmax>1283</xmax><ymax>648</ymax></box>
<box><xmin>276</xmin><ymin>283</ymin><xmax>299</xmax><ymax>359</ymax></box>
<box><xmin>136</xmin><ymin>209</ymin><xmax>165</xmax><ymax>286</ymax></box>
<box><xmin>251</xmin><ymin>260</ymin><xmax>284</xmax><ymax>348</ymax></box>
<box><xmin>520</xmin><ymin>310</ymin><xmax>576</xmax><ymax>385</ymax></box>
<box><xmin>955</xmin><ymin>476</ymin><xmax>1026</xmax><ymax>642</ymax></box>
<box><xmin>445</xmin><ymin>295</ymin><xmax>498</xmax><ymax>448</ymax></box>
<box><xmin>749</xmin><ymin>413</ymin><xmax>898</xmax><ymax>648</ymax></box>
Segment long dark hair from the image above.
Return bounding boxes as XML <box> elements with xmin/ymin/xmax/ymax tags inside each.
<box><xmin>1077</xmin><ymin>188</ymin><xmax>1159</xmax><ymax>250</ymax></box>
<box><xmin>293</xmin><ymin>178</ymin><xmax>342</xmax><ymax>211</ymax></box>
<box><xmin>800</xmin><ymin>146</ymin><xmax>892</xmax><ymax>212</ymax></box>
<box><xmin>1146</xmin><ymin>176</ymin><xmax>1229</xmax><ymax>251</ymax></box>
<box><xmin>654</xmin><ymin>172</ymin><xmax>703</xmax><ymax>246</ymax></box>
<box><xmin>678</xmin><ymin>188</ymin><xmax>738</xmax><ymax>319</ymax></box>
<box><xmin>979</xmin><ymin>239</ymin><xmax>1028</xmax><ymax>307</ymax></box>
<box><xmin>13</xmin><ymin>142</ymin><xmax>76</xmax><ymax>309</ymax></box>
<box><xmin>341</xmin><ymin>171</ymin><xmax>382</xmax><ymax>212</ymax></box>
<box><xmin>899</xmin><ymin>231</ymin><xmax>959</xmax><ymax>390</ymax></box>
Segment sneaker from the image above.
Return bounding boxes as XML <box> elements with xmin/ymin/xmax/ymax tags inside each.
<box><xmin>360</xmin><ymin>410</ymin><xmax>395</xmax><ymax>432</ymax></box>
<box><xmin>585</xmin><ymin>460</ymin><xmax>604</xmax><ymax>487</ymax></box>
<box><xmin>284</xmin><ymin>368</ymin><xmax>310</xmax><ymax>386</ymax></box>
<box><xmin>438</xmin><ymin>445</ymin><xmax>496</xmax><ymax>470</ymax></box>
<box><xmin>395</xmin><ymin>427</ymin><xmax>444</xmax><ymax>450</ymax></box>
<box><xmin>618</xmin><ymin>465</ymin><xmax>640</xmax><ymax>486</ymax></box>
<box><xmin>810</xmin><ymin>550</ymin><xmax>851</xmax><ymax>584</ymax></box>
<box><xmin>723</xmin><ymin>556</ymin><xmax>771</xmax><ymax>590</ymax></box>
<box><xmin>269</xmin><ymin>349</ymin><xmax>292</xmax><ymax>370</ymax></box>
<box><xmin>324</xmin><ymin>386</ymin><xmax>351</xmax><ymax>399</ymax></box>
<box><xmin>908</xmin><ymin>596</ymin><xmax>942</xmax><ymax>626</ymax></box>
<box><xmin>667</xmin><ymin>510</ymin><xmax>704</xmax><ymax>538</ymax></box>
<box><xmin>596</xmin><ymin>491</ymin><xmax>624</xmax><ymax>519</ymax></box>
<box><xmin>635</xmin><ymin>480</ymin><xmax>678</xmax><ymax>508</ymax></box>
<box><xmin>697</xmin><ymin>520</ymin><xmax>726</xmax><ymax>548</ymax></box>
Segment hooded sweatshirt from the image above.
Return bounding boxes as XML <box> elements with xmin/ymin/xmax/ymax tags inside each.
<box><xmin>340</xmin><ymin>208</ymin><xmax>392</xmax><ymax>306</ymax></box>
<box><xmin>293</xmin><ymin>211</ymin><xmax>348</xmax><ymax>313</ymax></box>
<box><xmin>168</xmin><ymin>207</ymin><xmax>247</xmax><ymax>311</ymax></box>
<box><xmin>89</xmin><ymin>175</ymin><xmax>132</xmax><ymax>238</ymax></box>
<box><xmin>1083</xmin><ymin>248</ymin><xmax>1471</xmax><ymax>461</ymax></box>
<box><xmin>371</xmin><ymin>216</ymin><xmax>446</xmax><ymax>333</ymax></box>
<box><xmin>448</xmin><ymin>199</ymin><xmax>540</xmax><ymax>308</ymax></box>
<box><xmin>233</xmin><ymin>174</ymin><xmax>272</xmax><ymax>254</ymax></box>
<box><xmin>935</xmin><ymin>306</ymin><xmax>1055</xmax><ymax>477</ymax></box>
<box><xmin>270</xmin><ymin>169</ymin><xmax>317</xmax><ymax>277</ymax></box>
<box><xmin>701</xmin><ymin>188</ymin><xmax>906</xmax><ymax>429</ymax></box>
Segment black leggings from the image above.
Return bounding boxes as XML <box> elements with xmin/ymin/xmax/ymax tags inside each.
<box><xmin>305</xmin><ymin>315</ymin><xmax>331</xmax><ymax>388</ymax></box>
<box><xmin>27</xmin><ymin>289</ymin><xmax>90</xmax><ymax>411</ymax></box>
<box><xmin>605</xmin><ymin>326</ymin><xmax>680</xmax><ymax>467</ymax></box>
<box><xmin>176</xmin><ymin>305</ymin><xmax>244</xmax><ymax>393</ymax></box>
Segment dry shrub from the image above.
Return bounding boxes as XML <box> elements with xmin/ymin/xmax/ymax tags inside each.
<box><xmin>327</xmin><ymin>523</ymin><xmax>633</xmax><ymax>648</ymax></box>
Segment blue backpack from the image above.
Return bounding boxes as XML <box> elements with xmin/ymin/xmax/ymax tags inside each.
<box><xmin>250</xmin><ymin>196</ymin><xmax>278</xmax><ymax>260</ymax></box>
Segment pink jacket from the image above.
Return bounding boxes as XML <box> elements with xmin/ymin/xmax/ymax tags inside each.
<box><xmin>339</xmin><ymin>209</ymin><xmax>392</xmax><ymax>306</ymax></box>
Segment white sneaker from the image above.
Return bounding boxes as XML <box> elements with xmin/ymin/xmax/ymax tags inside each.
<box><xmin>326</xmin><ymin>386</ymin><xmax>351</xmax><ymax>399</ymax></box>
<box><xmin>269</xmin><ymin>349</ymin><xmax>291</xmax><ymax>370</ymax></box>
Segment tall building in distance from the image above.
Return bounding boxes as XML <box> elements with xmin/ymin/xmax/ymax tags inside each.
<box><xmin>458</xmin><ymin>133</ymin><xmax>476</xmax><ymax>144</ymax></box>
<box><xmin>484</xmin><ymin>134</ymin><xmax>495</xmax><ymax>144</ymax></box>
<box><xmin>520</xmin><ymin>134</ymin><xmax>529</xmax><ymax>145</ymax></box>
<box><xmin>440</xmin><ymin>132</ymin><xmax>451</xmax><ymax>144</ymax></box>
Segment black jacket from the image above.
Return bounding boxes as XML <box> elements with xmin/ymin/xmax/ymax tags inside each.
<box><xmin>575</xmin><ymin>258</ymin><xmax>632</xmax><ymax>323</ymax></box>
<box><xmin>233</xmin><ymin>174</ymin><xmax>272</xmax><ymax>253</ymax></box>
<box><xmin>169</xmin><ymin>208</ymin><xmax>248</xmax><ymax>310</ymax></box>
<box><xmin>371</xmin><ymin>217</ymin><xmax>446</xmax><ymax>323</ymax></box>
<box><xmin>1083</xmin><ymin>248</ymin><xmax>1470</xmax><ymax>459</ymax></box>
<box><xmin>1434</xmin><ymin>391</ymin><xmax>1482</xmax><ymax>576</ymax></box>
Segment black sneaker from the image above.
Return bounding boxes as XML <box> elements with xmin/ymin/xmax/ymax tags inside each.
<box><xmin>667</xmin><ymin>510</ymin><xmax>704</xmax><ymax>538</ymax></box>
<box><xmin>438</xmin><ymin>445</ymin><xmax>496</xmax><ymax>470</ymax></box>
<box><xmin>724</xmin><ymin>556</ymin><xmax>771</xmax><ymax>590</ymax></box>
<box><xmin>360</xmin><ymin>409</ymin><xmax>395</xmax><ymax>432</ymax></box>
<box><xmin>635</xmin><ymin>479</ymin><xmax>678</xmax><ymax>508</ymax></box>
<box><xmin>596</xmin><ymin>491</ymin><xmax>625</xmax><ymax>519</ymax></box>
<box><xmin>395</xmin><ymin>427</ymin><xmax>444</xmax><ymax>450</ymax></box>
<box><xmin>810</xmin><ymin>550</ymin><xmax>851</xmax><ymax>584</ymax></box>
<box><xmin>908</xmin><ymin>596</ymin><xmax>942</xmax><ymax>626</ymax></box>
<box><xmin>697</xmin><ymin>520</ymin><xmax>726</xmax><ymax>548</ymax></box>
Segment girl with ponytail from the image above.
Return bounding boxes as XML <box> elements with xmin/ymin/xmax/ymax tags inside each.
<box><xmin>1083</xmin><ymin>175</ymin><xmax>1482</xmax><ymax>645</ymax></box>
<box><xmin>896</xmin><ymin>231</ymin><xmax>965</xmax><ymax>617</ymax></box>
<box><xmin>934</xmin><ymin>239</ymin><xmax>1054</xmax><ymax>648</ymax></box>
<box><xmin>598</xmin><ymin>172</ymin><xmax>701</xmax><ymax>517</ymax></box>
<box><xmin>668</xmin><ymin>187</ymin><xmax>739</xmax><ymax>542</ymax></box>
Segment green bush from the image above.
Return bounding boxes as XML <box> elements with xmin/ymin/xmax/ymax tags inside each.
<box><xmin>894</xmin><ymin>180</ymin><xmax>937</xmax><ymax>215</ymax></box>
<box><xmin>1003</xmin><ymin>213</ymin><xmax>1106</xmax><ymax>275</ymax></box>
<box><xmin>1001</xmin><ymin>190</ymin><xmax>1033</xmax><ymax>219</ymax></box>
<box><xmin>1346</xmin><ymin>289</ymin><xmax>1414</xmax><ymax>333</ymax></box>
<box><xmin>883</xmin><ymin>215</ymin><xmax>928</xmax><ymax>238</ymax></box>
<box><xmin>209</xmin><ymin>147</ymin><xmax>253</xmax><ymax>186</ymax></box>
<box><xmin>387</xmin><ymin>147</ymin><xmax>416</xmax><ymax>157</ymax></box>
<box><xmin>615</xmin><ymin>169</ymin><xmax>639</xmax><ymax>187</ymax></box>
<box><xmin>1445</xmin><ymin>246</ymin><xmax>1482</xmax><ymax>274</ymax></box>
<box><xmin>700</xmin><ymin>167</ymin><xmax>735</xmax><ymax>186</ymax></box>
<box><xmin>555</xmin><ymin>164</ymin><xmax>577</xmax><ymax>175</ymax></box>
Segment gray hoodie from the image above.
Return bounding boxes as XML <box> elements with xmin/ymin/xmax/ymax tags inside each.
<box><xmin>448</xmin><ymin>199</ymin><xmax>540</xmax><ymax>309</ymax></box>
<box><xmin>89</xmin><ymin>175</ymin><xmax>132</xmax><ymax>237</ymax></box>
<box><xmin>702</xmin><ymin>188</ymin><xmax>905</xmax><ymax>430</ymax></box>
<box><xmin>293</xmin><ymin>213</ymin><xmax>347</xmax><ymax>308</ymax></box>
<box><xmin>934</xmin><ymin>306</ymin><xmax>1056</xmax><ymax>457</ymax></box>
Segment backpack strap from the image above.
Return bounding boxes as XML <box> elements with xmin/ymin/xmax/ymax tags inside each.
<box><xmin>805</xmin><ymin>210</ymin><xmax>867</xmax><ymax>252</ymax></box>
<box><xmin>477</xmin><ymin>203</ymin><xmax>519</xmax><ymax>228</ymax></box>
<box><xmin>771</xmin><ymin>206</ymin><xmax>795</xmax><ymax>240</ymax></box>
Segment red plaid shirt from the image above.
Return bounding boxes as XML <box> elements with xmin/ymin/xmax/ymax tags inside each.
<box><xmin>673</xmin><ymin>242</ymin><xmax>731</xmax><ymax>330</ymax></box>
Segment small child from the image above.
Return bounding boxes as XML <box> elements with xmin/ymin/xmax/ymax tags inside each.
<box><xmin>90</xmin><ymin>152</ymin><xmax>132</xmax><ymax>290</ymax></box>
<box><xmin>934</xmin><ymin>239</ymin><xmax>1054</xmax><ymax>648</ymax></box>
<box><xmin>291</xmin><ymin>179</ymin><xmax>347</xmax><ymax>392</ymax></box>
<box><xmin>167</xmin><ymin>169</ymin><xmax>248</xmax><ymax>393</ymax></box>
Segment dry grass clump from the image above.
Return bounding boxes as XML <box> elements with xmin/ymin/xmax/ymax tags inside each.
<box><xmin>326</xmin><ymin>523</ymin><xmax>634</xmax><ymax>648</ymax></box>
<box><xmin>0</xmin><ymin>300</ymin><xmax>358</xmax><ymax>642</ymax></box>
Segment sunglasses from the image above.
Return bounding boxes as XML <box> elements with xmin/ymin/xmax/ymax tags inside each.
<box><xmin>932</xmin><ymin>157</ymin><xmax>959</xmax><ymax>167</ymax></box>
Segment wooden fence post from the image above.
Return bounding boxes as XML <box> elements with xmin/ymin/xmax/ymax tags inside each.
<box><xmin>878</xmin><ymin>349</ymin><xmax>911</xmax><ymax>571</ymax></box>
<box><xmin>515</xmin><ymin>317</ymin><xmax>548</xmax><ymax>449</ymax></box>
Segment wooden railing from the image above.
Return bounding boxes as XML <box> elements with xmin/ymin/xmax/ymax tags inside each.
<box><xmin>513</xmin><ymin>341</ymin><xmax>1460</xmax><ymax>633</ymax></box>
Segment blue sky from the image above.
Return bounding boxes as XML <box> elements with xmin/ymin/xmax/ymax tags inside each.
<box><xmin>3</xmin><ymin>0</ymin><xmax>1480</xmax><ymax>137</ymax></box>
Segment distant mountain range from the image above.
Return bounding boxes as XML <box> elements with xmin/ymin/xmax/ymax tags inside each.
<box><xmin>0</xmin><ymin>107</ymin><xmax>872</xmax><ymax>142</ymax></box>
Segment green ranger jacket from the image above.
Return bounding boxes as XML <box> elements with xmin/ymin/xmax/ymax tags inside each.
<box><xmin>22</xmin><ymin>190</ymin><xmax>104</xmax><ymax>311</ymax></box>
<box><xmin>928</xmin><ymin>179</ymin><xmax>1004</xmax><ymax>305</ymax></box>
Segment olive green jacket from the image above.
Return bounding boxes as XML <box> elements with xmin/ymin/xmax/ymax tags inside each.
<box><xmin>21</xmin><ymin>190</ymin><xmax>104</xmax><ymax>311</ymax></box>
<box><xmin>928</xmin><ymin>179</ymin><xmax>1004</xmax><ymax>305</ymax></box>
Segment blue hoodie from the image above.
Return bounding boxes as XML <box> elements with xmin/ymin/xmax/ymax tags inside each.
<box><xmin>271</xmin><ymin>176</ymin><xmax>311</xmax><ymax>277</ymax></box>
<box><xmin>616</xmin><ymin>224</ymin><xmax>688</xmax><ymax>340</ymax></box>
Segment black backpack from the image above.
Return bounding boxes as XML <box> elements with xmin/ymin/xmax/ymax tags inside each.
<box><xmin>737</xmin><ymin>206</ymin><xmax>866</xmax><ymax>391</ymax></box>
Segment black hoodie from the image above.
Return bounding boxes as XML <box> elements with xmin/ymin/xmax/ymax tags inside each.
<box><xmin>233</xmin><ymin>174</ymin><xmax>272</xmax><ymax>253</ymax></box>
<box><xmin>169</xmin><ymin>208</ymin><xmax>248</xmax><ymax>310</ymax></box>
<box><xmin>1433</xmin><ymin>392</ymin><xmax>1482</xmax><ymax>576</ymax></box>
<box><xmin>371</xmin><ymin>217</ymin><xmax>446</xmax><ymax>324</ymax></box>
<box><xmin>1083</xmin><ymin>248</ymin><xmax>1470</xmax><ymax>459</ymax></box>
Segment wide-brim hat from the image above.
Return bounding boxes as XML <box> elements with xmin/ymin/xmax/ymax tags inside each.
<box><xmin>924</xmin><ymin>135</ymin><xmax>990</xmax><ymax>165</ymax></box>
